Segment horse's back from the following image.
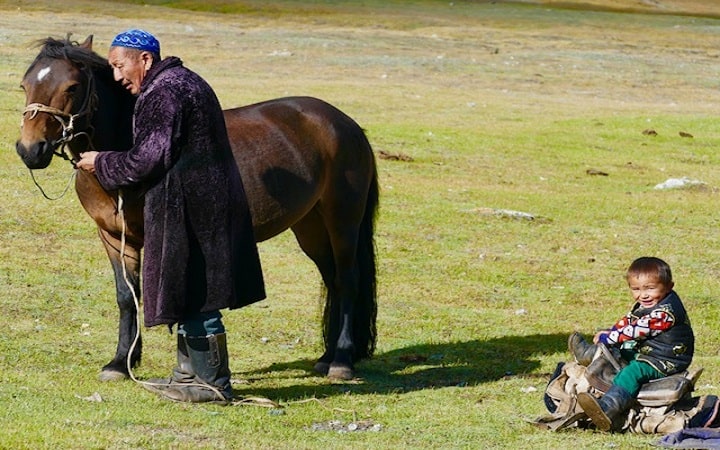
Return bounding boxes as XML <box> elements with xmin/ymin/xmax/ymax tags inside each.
<box><xmin>223</xmin><ymin>96</ymin><xmax>374</xmax><ymax>242</ymax></box>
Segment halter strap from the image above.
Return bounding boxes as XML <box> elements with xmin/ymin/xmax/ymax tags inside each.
<box><xmin>21</xmin><ymin>65</ymin><xmax>98</xmax><ymax>200</ymax></box>
<box><xmin>20</xmin><ymin>65</ymin><xmax>98</xmax><ymax>163</ymax></box>
<box><xmin>22</xmin><ymin>103</ymin><xmax>71</xmax><ymax>121</ymax></box>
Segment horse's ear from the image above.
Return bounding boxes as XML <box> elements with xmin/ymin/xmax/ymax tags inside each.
<box><xmin>80</xmin><ymin>35</ymin><xmax>93</xmax><ymax>50</ymax></box>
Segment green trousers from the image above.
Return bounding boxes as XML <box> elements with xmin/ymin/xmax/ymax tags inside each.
<box><xmin>614</xmin><ymin>350</ymin><xmax>664</xmax><ymax>396</ymax></box>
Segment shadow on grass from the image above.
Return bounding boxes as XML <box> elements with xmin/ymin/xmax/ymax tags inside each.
<box><xmin>234</xmin><ymin>332</ymin><xmax>582</xmax><ymax>401</ymax></box>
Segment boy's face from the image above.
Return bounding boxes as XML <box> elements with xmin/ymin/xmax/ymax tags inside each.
<box><xmin>627</xmin><ymin>273</ymin><xmax>673</xmax><ymax>309</ymax></box>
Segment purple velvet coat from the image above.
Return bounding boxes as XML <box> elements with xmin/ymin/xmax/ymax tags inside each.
<box><xmin>95</xmin><ymin>57</ymin><xmax>265</xmax><ymax>327</ymax></box>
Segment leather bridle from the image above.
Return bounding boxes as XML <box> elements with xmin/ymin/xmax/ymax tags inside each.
<box><xmin>21</xmin><ymin>64</ymin><xmax>98</xmax><ymax>164</ymax></box>
<box><xmin>21</xmin><ymin>64</ymin><xmax>97</xmax><ymax>199</ymax></box>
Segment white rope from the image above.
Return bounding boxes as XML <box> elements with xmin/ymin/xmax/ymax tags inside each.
<box><xmin>117</xmin><ymin>191</ymin><xmax>144</xmax><ymax>385</ymax></box>
<box><xmin>116</xmin><ymin>191</ymin><xmax>264</xmax><ymax>405</ymax></box>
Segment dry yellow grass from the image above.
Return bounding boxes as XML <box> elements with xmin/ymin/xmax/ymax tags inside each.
<box><xmin>514</xmin><ymin>0</ymin><xmax>720</xmax><ymax>17</ymax></box>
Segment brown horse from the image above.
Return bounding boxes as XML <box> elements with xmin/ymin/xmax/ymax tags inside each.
<box><xmin>15</xmin><ymin>35</ymin><xmax>378</xmax><ymax>381</ymax></box>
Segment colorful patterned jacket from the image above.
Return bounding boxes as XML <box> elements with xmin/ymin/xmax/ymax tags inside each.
<box><xmin>598</xmin><ymin>291</ymin><xmax>694</xmax><ymax>375</ymax></box>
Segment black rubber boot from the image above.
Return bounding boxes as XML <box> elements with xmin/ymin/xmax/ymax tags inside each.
<box><xmin>568</xmin><ymin>332</ymin><xmax>597</xmax><ymax>366</ymax></box>
<box><xmin>577</xmin><ymin>384</ymin><xmax>634</xmax><ymax>432</ymax></box>
<box><xmin>143</xmin><ymin>333</ymin><xmax>232</xmax><ymax>404</ymax></box>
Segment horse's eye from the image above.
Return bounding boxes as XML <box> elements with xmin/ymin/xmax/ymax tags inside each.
<box><xmin>66</xmin><ymin>84</ymin><xmax>79</xmax><ymax>95</ymax></box>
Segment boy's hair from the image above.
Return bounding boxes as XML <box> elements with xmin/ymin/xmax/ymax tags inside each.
<box><xmin>626</xmin><ymin>256</ymin><xmax>673</xmax><ymax>286</ymax></box>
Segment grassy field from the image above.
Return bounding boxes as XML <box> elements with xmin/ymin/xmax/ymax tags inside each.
<box><xmin>2</xmin><ymin>0</ymin><xmax>720</xmax><ymax>448</ymax></box>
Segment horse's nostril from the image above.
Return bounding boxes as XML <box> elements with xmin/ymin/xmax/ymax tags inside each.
<box><xmin>16</xmin><ymin>140</ymin><xmax>53</xmax><ymax>169</ymax></box>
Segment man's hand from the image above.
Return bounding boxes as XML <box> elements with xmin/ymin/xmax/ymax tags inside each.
<box><xmin>77</xmin><ymin>151</ymin><xmax>99</xmax><ymax>173</ymax></box>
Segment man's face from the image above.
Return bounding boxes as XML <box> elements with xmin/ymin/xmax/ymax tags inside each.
<box><xmin>108</xmin><ymin>46</ymin><xmax>153</xmax><ymax>95</ymax></box>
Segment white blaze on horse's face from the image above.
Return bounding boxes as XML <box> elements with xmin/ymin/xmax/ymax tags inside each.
<box><xmin>37</xmin><ymin>66</ymin><xmax>51</xmax><ymax>82</ymax></box>
<box><xmin>17</xmin><ymin>57</ymin><xmax>84</xmax><ymax>168</ymax></box>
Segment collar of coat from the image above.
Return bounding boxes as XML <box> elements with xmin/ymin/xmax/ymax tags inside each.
<box><xmin>140</xmin><ymin>56</ymin><xmax>183</xmax><ymax>93</ymax></box>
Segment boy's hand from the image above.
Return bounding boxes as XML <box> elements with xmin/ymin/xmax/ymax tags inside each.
<box><xmin>593</xmin><ymin>331</ymin><xmax>609</xmax><ymax>344</ymax></box>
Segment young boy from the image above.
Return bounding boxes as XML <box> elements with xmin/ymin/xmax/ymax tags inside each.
<box><xmin>570</xmin><ymin>256</ymin><xmax>694</xmax><ymax>431</ymax></box>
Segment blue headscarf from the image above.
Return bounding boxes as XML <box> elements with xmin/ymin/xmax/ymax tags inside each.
<box><xmin>111</xmin><ymin>29</ymin><xmax>160</xmax><ymax>55</ymax></box>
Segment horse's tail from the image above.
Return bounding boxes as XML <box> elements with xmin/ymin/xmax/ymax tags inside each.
<box><xmin>320</xmin><ymin>130</ymin><xmax>378</xmax><ymax>363</ymax></box>
<box><xmin>353</xmin><ymin>147</ymin><xmax>379</xmax><ymax>361</ymax></box>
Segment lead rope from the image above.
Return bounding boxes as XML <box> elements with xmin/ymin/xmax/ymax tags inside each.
<box><xmin>116</xmin><ymin>191</ymin><xmax>278</xmax><ymax>407</ymax></box>
<box><xmin>117</xmin><ymin>191</ymin><xmax>143</xmax><ymax>386</ymax></box>
<box><xmin>117</xmin><ymin>192</ymin><xmax>222</xmax><ymax>399</ymax></box>
<box><xmin>29</xmin><ymin>166</ymin><xmax>76</xmax><ymax>201</ymax></box>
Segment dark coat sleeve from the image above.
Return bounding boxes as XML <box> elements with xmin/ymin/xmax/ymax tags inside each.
<box><xmin>91</xmin><ymin>60</ymin><xmax>265</xmax><ymax>328</ymax></box>
<box><xmin>94</xmin><ymin>88</ymin><xmax>181</xmax><ymax>191</ymax></box>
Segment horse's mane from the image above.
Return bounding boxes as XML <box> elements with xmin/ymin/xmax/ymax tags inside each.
<box><xmin>23</xmin><ymin>36</ymin><xmax>136</xmax><ymax>151</ymax></box>
<box><xmin>25</xmin><ymin>36</ymin><xmax>110</xmax><ymax>77</ymax></box>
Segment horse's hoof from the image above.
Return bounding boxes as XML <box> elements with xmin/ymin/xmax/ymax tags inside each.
<box><xmin>313</xmin><ymin>361</ymin><xmax>330</xmax><ymax>376</ymax></box>
<box><xmin>327</xmin><ymin>364</ymin><xmax>354</xmax><ymax>380</ymax></box>
<box><xmin>98</xmin><ymin>369</ymin><xmax>129</xmax><ymax>382</ymax></box>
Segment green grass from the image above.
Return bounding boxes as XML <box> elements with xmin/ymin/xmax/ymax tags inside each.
<box><xmin>2</xmin><ymin>0</ymin><xmax>720</xmax><ymax>448</ymax></box>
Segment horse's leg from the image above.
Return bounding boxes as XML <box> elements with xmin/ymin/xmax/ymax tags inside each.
<box><xmin>291</xmin><ymin>208</ymin><xmax>359</xmax><ymax>380</ymax></box>
<box><xmin>97</xmin><ymin>228</ymin><xmax>142</xmax><ymax>381</ymax></box>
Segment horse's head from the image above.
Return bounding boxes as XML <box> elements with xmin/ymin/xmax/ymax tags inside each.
<box><xmin>16</xmin><ymin>35</ymin><xmax>100</xmax><ymax>169</ymax></box>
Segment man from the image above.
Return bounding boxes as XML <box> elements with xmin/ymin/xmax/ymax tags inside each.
<box><xmin>77</xmin><ymin>29</ymin><xmax>265</xmax><ymax>404</ymax></box>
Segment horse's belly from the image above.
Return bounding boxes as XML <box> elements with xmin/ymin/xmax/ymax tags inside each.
<box><xmin>233</xmin><ymin>145</ymin><xmax>323</xmax><ymax>243</ymax></box>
